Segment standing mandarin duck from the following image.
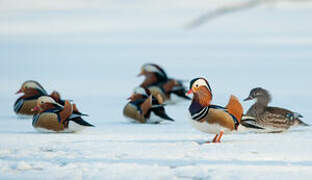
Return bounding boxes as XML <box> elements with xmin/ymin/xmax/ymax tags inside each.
<box><xmin>187</xmin><ymin>77</ymin><xmax>243</xmax><ymax>143</ymax></box>
<box><xmin>138</xmin><ymin>63</ymin><xmax>191</xmax><ymax>102</ymax></box>
<box><xmin>14</xmin><ymin>80</ymin><xmax>48</xmax><ymax>115</ymax></box>
<box><xmin>123</xmin><ymin>87</ymin><xmax>174</xmax><ymax>124</ymax></box>
<box><xmin>31</xmin><ymin>96</ymin><xmax>94</xmax><ymax>132</ymax></box>
<box><xmin>241</xmin><ymin>87</ymin><xmax>308</xmax><ymax>132</ymax></box>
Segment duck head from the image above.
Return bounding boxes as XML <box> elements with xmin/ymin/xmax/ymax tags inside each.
<box><xmin>50</xmin><ymin>90</ymin><xmax>61</xmax><ymax>103</ymax></box>
<box><xmin>187</xmin><ymin>77</ymin><xmax>213</xmax><ymax>107</ymax></box>
<box><xmin>244</xmin><ymin>87</ymin><xmax>271</xmax><ymax>105</ymax></box>
<box><xmin>138</xmin><ymin>63</ymin><xmax>167</xmax><ymax>78</ymax></box>
<box><xmin>128</xmin><ymin>87</ymin><xmax>151</xmax><ymax>102</ymax></box>
<box><xmin>31</xmin><ymin>96</ymin><xmax>63</xmax><ymax>113</ymax></box>
<box><xmin>137</xmin><ymin>63</ymin><xmax>168</xmax><ymax>85</ymax></box>
<box><xmin>16</xmin><ymin>80</ymin><xmax>47</xmax><ymax>97</ymax></box>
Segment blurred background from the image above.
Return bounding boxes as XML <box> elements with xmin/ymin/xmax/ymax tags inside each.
<box><xmin>1</xmin><ymin>0</ymin><xmax>312</xmax><ymax>124</ymax></box>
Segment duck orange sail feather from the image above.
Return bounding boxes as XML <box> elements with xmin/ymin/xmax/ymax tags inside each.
<box><xmin>226</xmin><ymin>95</ymin><xmax>243</xmax><ymax>123</ymax></box>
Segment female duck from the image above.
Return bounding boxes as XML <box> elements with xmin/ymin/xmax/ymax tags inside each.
<box><xmin>242</xmin><ymin>87</ymin><xmax>308</xmax><ymax>132</ymax></box>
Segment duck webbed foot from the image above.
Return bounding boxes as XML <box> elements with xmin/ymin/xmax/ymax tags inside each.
<box><xmin>212</xmin><ymin>131</ymin><xmax>224</xmax><ymax>143</ymax></box>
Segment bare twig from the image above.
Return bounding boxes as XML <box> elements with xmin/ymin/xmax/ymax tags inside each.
<box><xmin>186</xmin><ymin>0</ymin><xmax>312</xmax><ymax>29</ymax></box>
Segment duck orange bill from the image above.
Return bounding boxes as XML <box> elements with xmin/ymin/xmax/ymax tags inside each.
<box><xmin>31</xmin><ymin>106</ymin><xmax>40</xmax><ymax>112</ymax></box>
<box><xmin>186</xmin><ymin>89</ymin><xmax>193</xmax><ymax>95</ymax></box>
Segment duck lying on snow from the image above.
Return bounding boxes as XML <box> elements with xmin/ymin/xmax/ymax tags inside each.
<box><xmin>14</xmin><ymin>80</ymin><xmax>87</xmax><ymax>117</ymax></box>
<box><xmin>138</xmin><ymin>63</ymin><xmax>190</xmax><ymax>102</ymax></box>
<box><xmin>123</xmin><ymin>87</ymin><xmax>174</xmax><ymax>124</ymax></box>
<box><xmin>14</xmin><ymin>80</ymin><xmax>48</xmax><ymax>116</ymax></box>
<box><xmin>32</xmin><ymin>96</ymin><xmax>94</xmax><ymax>133</ymax></box>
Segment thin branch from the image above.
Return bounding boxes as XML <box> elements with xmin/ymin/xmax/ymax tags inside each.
<box><xmin>185</xmin><ymin>0</ymin><xmax>312</xmax><ymax>29</ymax></box>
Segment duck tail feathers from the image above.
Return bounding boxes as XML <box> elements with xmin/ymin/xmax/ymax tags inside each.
<box><xmin>70</xmin><ymin>117</ymin><xmax>95</xmax><ymax>127</ymax></box>
<box><xmin>240</xmin><ymin>116</ymin><xmax>264</xmax><ymax>129</ymax></box>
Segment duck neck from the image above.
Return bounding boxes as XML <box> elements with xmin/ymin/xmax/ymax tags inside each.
<box><xmin>246</xmin><ymin>102</ymin><xmax>265</xmax><ymax>117</ymax></box>
<box><xmin>256</xmin><ymin>94</ymin><xmax>270</xmax><ymax>106</ymax></box>
<box><xmin>246</xmin><ymin>94</ymin><xmax>270</xmax><ymax>116</ymax></box>
<box><xmin>189</xmin><ymin>89</ymin><xmax>212</xmax><ymax>115</ymax></box>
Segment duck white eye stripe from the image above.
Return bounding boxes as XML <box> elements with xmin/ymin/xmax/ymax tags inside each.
<box><xmin>192</xmin><ymin>107</ymin><xmax>209</xmax><ymax>121</ymax></box>
<box><xmin>144</xmin><ymin>65</ymin><xmax>161</xmax><ymax>74</ymax></box>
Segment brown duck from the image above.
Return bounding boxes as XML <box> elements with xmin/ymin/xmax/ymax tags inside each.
<box><xmin>32</xmin><ymin>96</ymin><xmax>94</xmax><ymax>132</ymax></box>
<box><xmin>123</xmin><ymin>87</ymin><xmax>174</xmax><ymax>124</ymax></box>
<box><xmin>242</xmin><ymin>87</ymin><xmax>308</xmax><ymax>132</ymax></box>
<box><xmin>15</xmin><ymin>80</ymin><xmax>86</xmax><ymax>116</ymax></box>
<box><xmin>138</xmin><ymin>63</ymin><xmax>190</xmax><ymax>102</ymax></box>
<box><xmin>187</xmin><ymin>77</ymin><xmax>244</xmax><ymax>143</ymax></box>
<box><xmin>14</xmin><ymin>80</ymin><xmax>48</xmax><ymax>115</ymax></box>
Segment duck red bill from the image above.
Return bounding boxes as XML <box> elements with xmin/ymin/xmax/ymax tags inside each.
<box><xmin>186</xmin><ymin>89</ymin><xmax>193</xmax><ymax>95</ymax></box>
<box><xmin>15</xmin><ymin>89</ymin><xmax>22</xmax><ymax>94</ymax></box>
<box><xmin>31</xmin><ymin>106</ymin><xmax>40</xmax><ymax>112</ymax></box>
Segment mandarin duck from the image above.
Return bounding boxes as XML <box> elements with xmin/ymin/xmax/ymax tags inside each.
<box><xmin>138</xmin><ymin>63</ymin><xmax>191</xmax><ymax>102</ymax></box>
<box><xmin>50</xmin><ymin>90</ymin><xmax>88</xmax><ymax>116</ymax></box>
<box><xmin>31</xmin><ymin>96</ymin><xmax>94</xmax><ymax>132</ymax></box>
<box><xmin>15</xmin><ymin>80</ymin><xmax>86</xmax><ymax>116</ymax></box>
<box><xmin>187</xmin><ymin>77</ymin><xmax>244</xmax><ymax>143</ymax></box>
<box><xmin>241</xmin><ymin>87</ymin><xmax>308</xmax><ymax>132</ymax></box>
<box><xmin>14</xmin><ymin>80</ymin><xmax>48</xmax><ymax>115</ymax></box>
<box><xmin>123</xmin><ymin>87</ymin><xmax>174</xmax><ymax>124</ymax></box>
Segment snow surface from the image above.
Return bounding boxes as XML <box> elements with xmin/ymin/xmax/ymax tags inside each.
<box><xmin>1</xmin><ymin>0</ymin><xmax>312</xmax><ymax>179</ymax></box>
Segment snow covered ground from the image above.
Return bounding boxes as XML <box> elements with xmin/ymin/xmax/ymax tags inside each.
<box><xmin>1</xmin><ymin>0</ymin><xmax>312</xmax><ymax>179</ymax></box>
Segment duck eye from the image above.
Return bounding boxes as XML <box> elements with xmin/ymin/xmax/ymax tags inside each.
<box><xmin>195</xmin><ymin>84</ymin><xmax>199</xmax><ymax>87</ymax></box>
<box><xmin>41</xmin><ymin>101</ymin><xmax>44</xmax><ymax>104</ymax></box>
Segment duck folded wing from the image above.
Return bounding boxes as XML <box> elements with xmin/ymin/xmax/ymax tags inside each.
<box><xmin>162</xmin><ymin>79</ymin><xmax>177</xmax><ymax>93</ymax></box>
<box><xmin>259</xmin><ymin>107</ymin><xmax>294</xmax><ymax>128</ymax></box>
<box><xmin>240</xmin><ymin>116</ymin><xmax>265</xmax><ymax>129</ymax></box>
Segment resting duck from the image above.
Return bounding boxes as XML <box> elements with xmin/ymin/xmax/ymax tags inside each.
<box><xmin>242</xmin><ymin>87</ymin><xmax>308</xmax><ymax>132</ymax></box>
<box><xmin>15</xmin><ymin>80</ymin><xmax>86</xmax><ymax>116</ymax></box>
<box><xmin>123</xmin><ymin>87</ymin><xmax>174</xmax><ymax>124</ymax></box>
<box><xmin>138</xmin><ymin>63</ymin><xmax>190</xmax><ymax>102</ymax></box>
<box><xmin>187</xmin><ymin>77</ymin><xmax>243</xmax><ymax>143</ymax></box>
<box><xmin>14</xmin><ymin>80</ymin><xmax>48</xmax><ymax>115</ymax></box>
<box><xmin>50</xmin><ymin>90</ymin><xmax>88</xmax><ymax>116</ymax></box>
<box><xmin>31</xmin><ymin>96</ymin><xmax>94</xmax><ymax>132</ymax></box>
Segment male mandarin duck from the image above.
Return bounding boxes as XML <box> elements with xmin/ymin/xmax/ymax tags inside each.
<box><xmin>31</xmin><ymin>96</ymin><xmax>94</xmax><ymax>132</ymax></box>
<box><xmin>187</xmin><ymin>77</ymin><xmax>244</xmax><ymax>143</ymax></box>
<box><xmin>123</xmin><ymin>87</ymin><xmax>174</xmax><ymax>124</ymax></box>
<box><xmin>50</xmin><ymin>90</ymin><xmax>88</xmax><ymax>116</ymax></box>
<box><xmin>241</xmin><ymin>87</ymin><xmax>308</xmax><ymax>132</ymax></box>
<box><xmin>14</xmin><ymin>80</ymin><xmax>48</xmax><ymax>115</ymax></box>
<box><xmin>138</xmin><ymin>63</ymin><xmax>190</xmax><ymax>102</ymax></box>
<box><xmin>15</xmin><ymin>80</ymin><xmax>86</xmax><ymax>116</ymax></box>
